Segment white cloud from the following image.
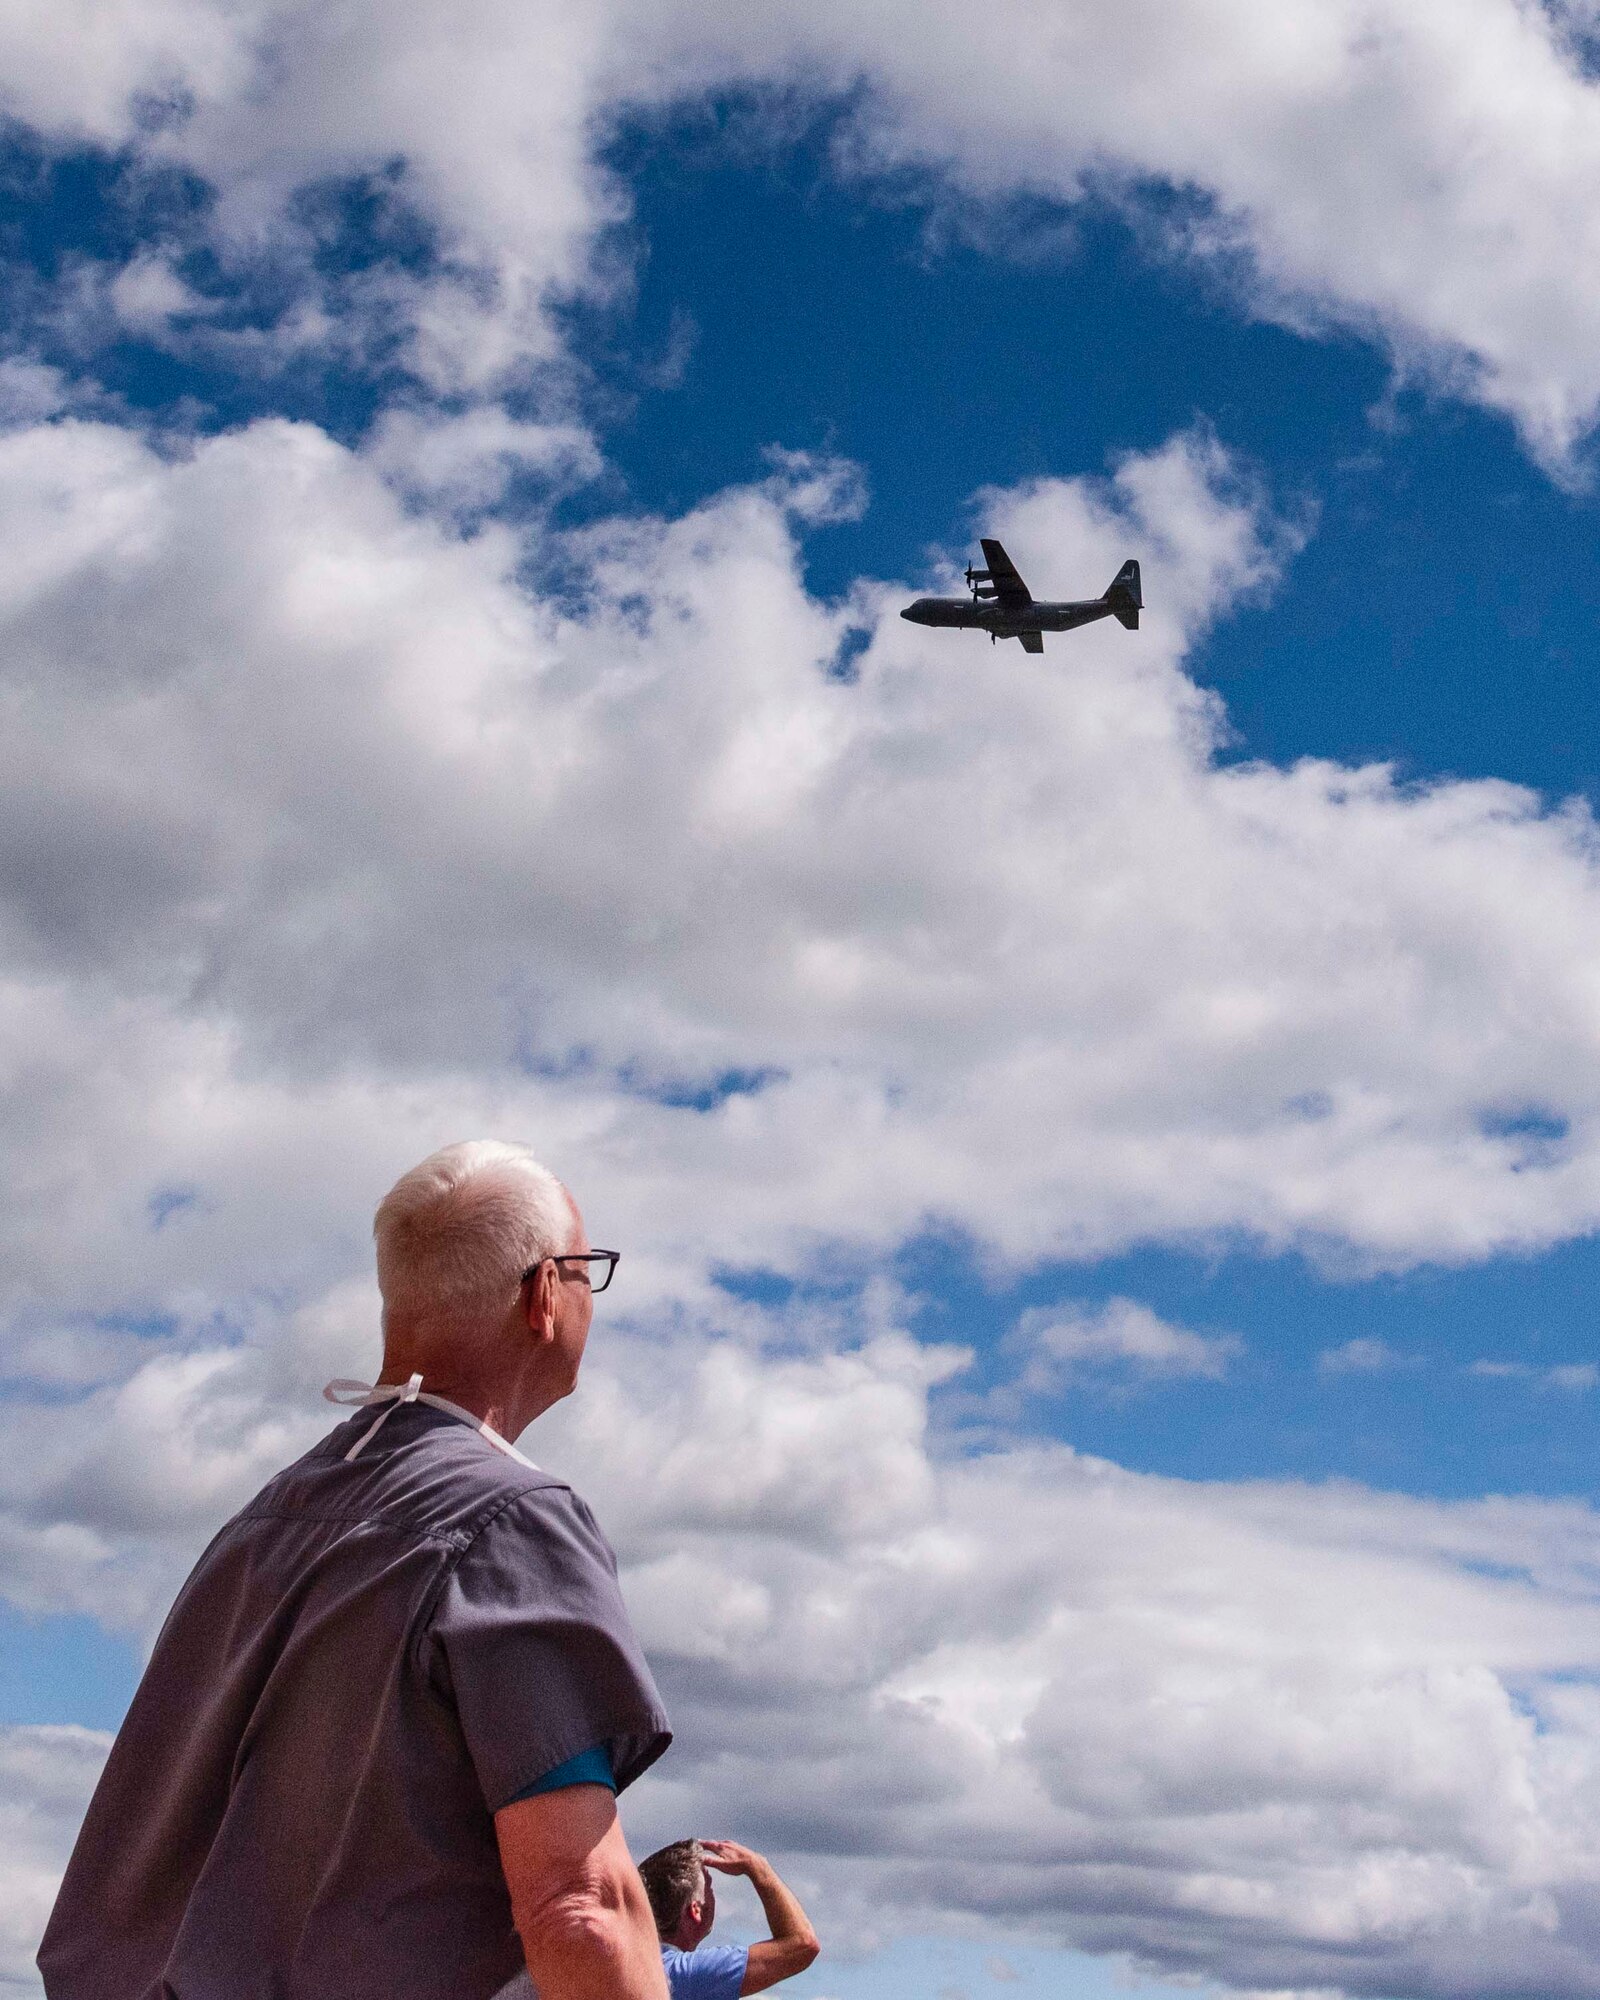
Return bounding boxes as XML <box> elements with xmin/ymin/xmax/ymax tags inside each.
<box><xmin>106</xmin><ymin>252</ymin><xmax>208</xmax><ymax>337</ymax></box>
<box><xmin>5</xmin><ymin>401</ymin><xmax>1600</xmax><ymax>1996</ymax></box>
<box><xmin>560</xmin><ymin>1333</ymin><xmax>1600</xmax><ymax>1998</ymax></box>
<box><xmin>2</xmin><ymin>407</ymin><xmax>1599</xmax><ymax>1654</ymax></box>
<box><xmin>0</xmin><ymin>360</ymin><xmax>69</xmax><ymax>429</ymax></box>
<box><xmin>1318</xmin><ymin>1336</ymin><xmax>1413</xmax><ymax>1376</ymax></box>
<box><xmin>801</xmin><ymin>0</ymin><xmax>1600</xmax><ymax>467</ymax></box>
<box><xmin>1011</xmin><ymin>1299</ymin><xmax>1241</xmax><ymax>1388</ymax></box>
<box><xmin>0</xmin><ymin>1726</ymin><xmax>110</xmax><ymax>1989</ymax></box>
<box><xmin>1470</xmin><ymin>1358</ymin><xmax>1600</xmax><ymax>1391</ymax></box>
<box><xmin>12</xmin><ymin>1327</ymin><xmax>1600</xmax><ymax>1998</ymax></box>
<box><xmin>5</xmin><ymin>13</ymin><xmax>1600</xmax><ymax>1995</ymax></box>
<box><xmin>363</xmin><ymin>405</ymin><xmax>602</xmax><ymax>514</ymax></box>
<box><xmin>0</xmin><ymin>1</ymin><xmax>243</xmax><ymax>143</ymax></box>
<box><xmin>8</xmin><ymin>3</ymin><xmax>1600</xmax><ymax>459</ymax></box>
<box><xmin>2</xmin><ymin>415</ymin><xmax>1600</xmax><ymax>1317</ymax></box>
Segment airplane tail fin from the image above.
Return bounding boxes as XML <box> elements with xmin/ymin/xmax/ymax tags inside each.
<box><xmin>1104</xmin><ymin>557</ymin><xmax>1141</xmax><ymax>630</ymax></box>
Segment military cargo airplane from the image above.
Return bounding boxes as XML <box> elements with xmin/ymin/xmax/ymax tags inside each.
<box><xmin>901</xmin><ymin>539</ymin><xmax>1141</xmax><ymax>653</ymax></box>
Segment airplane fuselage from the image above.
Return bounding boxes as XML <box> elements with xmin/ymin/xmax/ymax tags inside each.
<box><xmin>901</xmin><ymin>595</ymin><xmax>1119</xmax><ymax>637</ymax></box>
<box><xmin>899</xmin><ymin>543</ymin><xmax>1140</xmax><ymax>652</ymax></box>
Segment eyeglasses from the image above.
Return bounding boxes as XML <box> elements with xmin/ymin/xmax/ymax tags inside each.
<box><xmin>521</xmin><ymin>1250</ymin><xmax>620</xmax><ymax>1294</ymax></box>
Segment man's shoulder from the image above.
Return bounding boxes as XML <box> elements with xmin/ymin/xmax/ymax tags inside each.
<box><xmin>237</xmin><ymin>1407</ymin><xmax>580</xmax><ymax>1551</ymax></box>
<box><xmin>661</xmin><ymin>1940</ymin><xmax>750</xmax><ymax>2000</ymax></box>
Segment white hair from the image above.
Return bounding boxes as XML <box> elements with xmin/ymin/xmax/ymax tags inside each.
<box><xmin>373</xmin><ymin>1140</ymin><xmax>576</xmax><ymax>1328</ymax></box>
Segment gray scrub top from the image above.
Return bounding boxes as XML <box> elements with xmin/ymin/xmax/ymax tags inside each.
<box><xmin>39</xmin><ymin>1400</ymin><xmax>671</xmax><ymax>2000</ymax></box>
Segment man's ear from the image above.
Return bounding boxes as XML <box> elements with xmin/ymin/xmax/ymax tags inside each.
<box><xmin>523</xmin><ymin>1261</ymin><xmax>560</xmax><ymax>1346</ymax></box>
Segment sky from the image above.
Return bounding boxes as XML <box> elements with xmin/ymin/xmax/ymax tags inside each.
<box><xmin>6</xmin><ymin>3</ymin><xmax>1600</xmax><ymax>1996</ymax></box>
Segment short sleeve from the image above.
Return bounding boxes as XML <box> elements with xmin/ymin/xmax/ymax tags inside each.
<box><xmin>509</xmin><ymin>1741</ymin><xmax>616</xmax><ymax>1801</ymax></box>
<box><xmin>663</xmin><ymin>1943</ymin><xmax>750</xmax><ymax>2000</ymax></box>
<box><xmin>426</xmin><ymin>1482</ymin><xmax>671</xmax><ymax>1812</ymax></box>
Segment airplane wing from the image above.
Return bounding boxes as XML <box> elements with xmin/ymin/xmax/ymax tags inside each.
<box><xmin>1017</xmin><ymin>629</ymin><xmax>1044</xmax><ymax>654</ymax></box>
<box><xmin>979</xmin><ymin>538</ymin><xmax>1033</xmax><ymax>607</ymax></box>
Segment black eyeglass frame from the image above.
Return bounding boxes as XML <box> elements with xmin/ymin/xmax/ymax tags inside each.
<box><xmin>521</xmin><ymin>1250</ymin><xmax>620</xmax><ymax>1294</ymax></box>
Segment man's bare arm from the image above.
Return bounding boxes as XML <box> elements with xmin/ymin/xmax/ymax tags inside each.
<box><xmin>700</xmin><ymin>1840</ymin><xmax>820</xmax><ymax>1995</ymax></box>
<box><xmin>495</xmin><ymin>1785</ymin><xmax>669</xmax><ymax>2000</ymax></box>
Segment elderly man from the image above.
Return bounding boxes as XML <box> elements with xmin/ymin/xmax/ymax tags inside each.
<box><xmin>639</xmin><ymin>1840</ymin><xmax>819</xmax><ymax>1999</ymax></box>
<box><xmin>41</xmin><ymin>1140</ymin><xmax>672</xmax><ymax>2000</ymax></box>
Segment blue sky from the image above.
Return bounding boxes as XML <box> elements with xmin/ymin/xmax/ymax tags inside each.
<box><xmin>596</xmin><ymin>105</ymin><xmax>1600</xmax><ymax>797</ymax></box>
<box><xmin>7</xmin><ymin>8</ymin><xmax>1600</xmax><ymax>1997</ymax></box>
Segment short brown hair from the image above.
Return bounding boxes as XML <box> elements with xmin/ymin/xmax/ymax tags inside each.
<box><xmin>638</xmin><ymin>1839</ymin><xmax>704</xmax><ymax>1937</ymax></box>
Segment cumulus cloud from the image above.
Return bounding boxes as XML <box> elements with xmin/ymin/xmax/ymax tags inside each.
<box><xmin>106</xmin><ymin>252</ymin><xmax>209</xmax><ymax>338</ymax></box>
<box><xmin>362</xmin><ymin>404</ymin><xmax>602</xmax><ymax>514</ymax></box>
<box><xmin>1470</xmin><ymin>1358</ymin><xmax>1600</xmax><ymax>1392</ymax></box>
<box><xmin>0</xmin><ymin>1727</ymin><xmax>110</xmax><ymax>1988</ymax></box>
<box><xmin>3</xmin><ymin>415</ymin><xmax>1600</xmax><ymax>1320</ymax></box>
<box><xmin>1318</xmin><ymin>1336</ymin><xmax>1414</xmax><ymax>1376</ymax></box>
<box><xmin>7</xmin><ymin>2</ymin><xmax>1600</xmax><ymax>459</ymax></box>
<box><xmin>7</xmin><ymin>345</ymin><xmax>1600</xmax><ymax>1998</ymax></box>
<box><xmin>5</xmin><ymin>10</ymin><xmax>1600</xmax><ymax>1995</ymax></box>
<box><xmin>11</xmin><ymin>1324</ymin><xmax>1600</xmax><ymax>1999</ymax></box>
<box><xmin>554</xmin><ymin>1333</ymin><xmax>1600</xmax><ymax>1999</ymax></box>
<box><xmin>4</xmin><ymin>402</ymin><xmax>1600</xmax><ymax>1584</ymax></box>
<box><xmin>0</xmin><ymin>360</ymin><xmax>69</xmax><ymax>428</ymax></box>
<box><xmin>1010</xmin><ymin>1299</ymin><xmax>1242</xmax><ymax>1389</ymax></box>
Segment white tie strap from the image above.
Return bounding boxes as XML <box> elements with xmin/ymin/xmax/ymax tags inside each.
<box><xmin>322</xmin><ymin>1374</ymin><xmax>537</xmax><ymax>1468</ymax></box>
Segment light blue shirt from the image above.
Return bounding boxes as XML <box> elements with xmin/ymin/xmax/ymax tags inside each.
<box><xmin>661</xmin><ymin>1940</ymin><xmax>749</xmax><ymax>2000</ymax></box>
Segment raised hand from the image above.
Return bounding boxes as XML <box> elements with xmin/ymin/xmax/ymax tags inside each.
<box><xmin>699</xmin><ymin>1840</ymin><xmax>763</xmax><ymax>1877</ymax></box>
